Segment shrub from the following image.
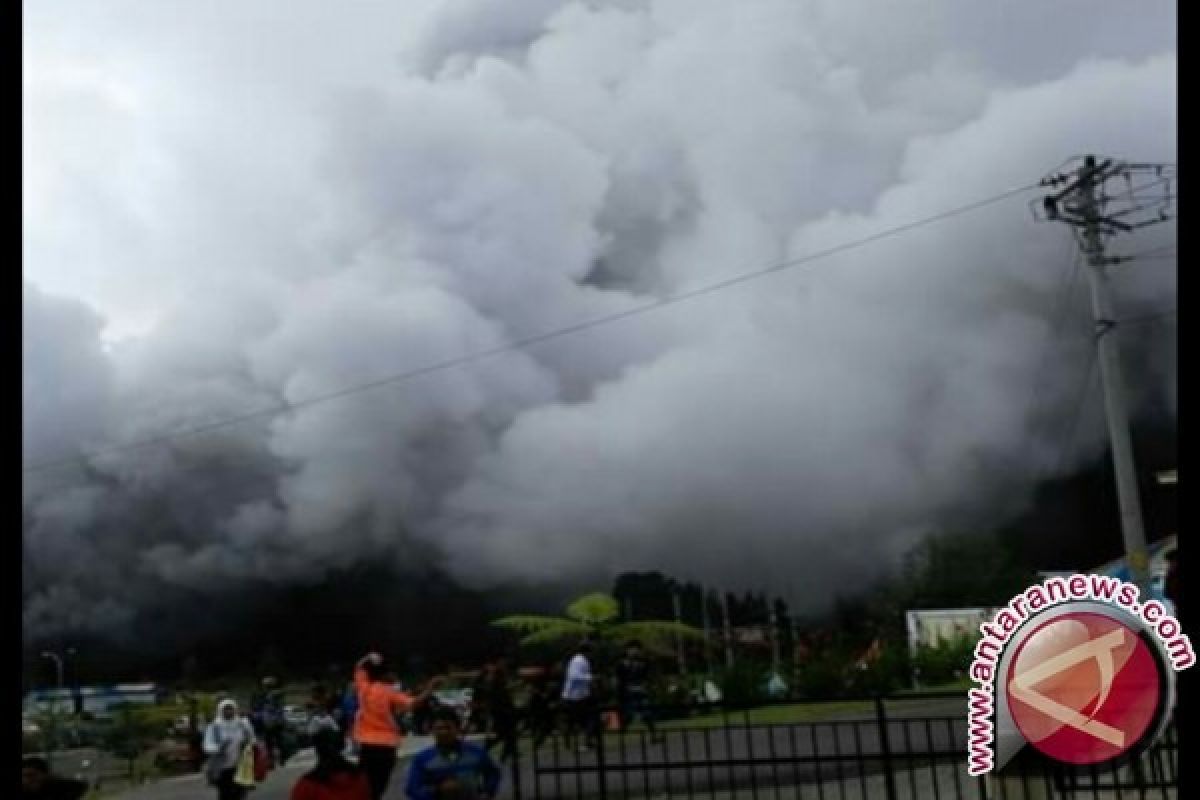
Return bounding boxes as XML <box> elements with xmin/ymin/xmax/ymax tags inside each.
<box><xmin>846</xmin><ymin>644</ymin><xmax>910</xmax><ymax>696</ymax></box>
<box><xmin>913</xmin><ymin>635</ymin><xmax>976</xmax><ymax>687</ymax></box>
<box><xmin>793</xmin><ymin>649</ymin><xmax>848</xmax><ymax>700</ymax></box>
<box><xmin>102</xmin><ymin>707</ymin><xmax>160</xmax><ymax>779</ymax></box>
<box><xmin>717</xmin><ymin>662</ymin><xmax>769</xmax><ymax>709</ymax></box>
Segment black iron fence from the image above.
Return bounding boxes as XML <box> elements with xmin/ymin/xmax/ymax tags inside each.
<box><xmin>505</xmin><ymin>692</ymin><xmax>1178</xmax><ymax>799</ymax></box>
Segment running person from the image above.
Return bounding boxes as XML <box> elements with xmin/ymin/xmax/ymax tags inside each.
<box><xmin>353</xmin><ymin>652</ymin><xmax>442</xmax><ymax>800</ymax></box>
<box><xmin>522</xmin><ymin>667</ymin><xmax>556</xmax><ymax>752</ymax></box>
<box><xmin>405</xmin><ymin>708</ymin><xmax>502</xmax><ymax>800</ymax></box>
<box><xmin>250</xmin><ymin>677</ymin><xmax>287</xmax><ymax>767</ymax></box>
<box><xmin>469</xmin><ymin>664</ymin><xmax>492</xmax><ymax>736</ymax></box>
<box><xmin>338</xmin><ymin>680</ymin><xmax>359</xmax><ymax>755</ymax></box>
<box><xmin>561</xmin><ymin>641</ymin><xmax>599</xmax><ymax>751</ymax></box>
<box><xmin>616</xmin><ymin>640</ymin><xmax>662</xmax><ymax>742</ymax></box>
<box><xmin>481</xmin><ymin>659</ymin><xmax>518</xmax><ymax>763</ymax></box>
<box><xmin>203</xmin><ymin>699</ymin><xmax>256</xmax><ymax>800</ymax></box>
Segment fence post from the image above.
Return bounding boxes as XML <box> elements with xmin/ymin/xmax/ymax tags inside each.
<box><xmin>596</xmin><ymin>711</ymin><xmax>608</xmax><ymax>800</ymax></box>
<box><xmin>510</xmin><ymin>735</ymin><xmax>523</xmax><ymax>800</ymax></box>
<box><xmin>873</xmin><ymin>696</ymin><xmax>899</xmax><ymax>800</ymax></box>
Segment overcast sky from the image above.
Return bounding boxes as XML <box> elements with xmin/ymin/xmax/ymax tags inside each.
<box><xmin>23</xmin><ymin>0</ymin><xmax>1176</xmax><ymax>638</ymax></box>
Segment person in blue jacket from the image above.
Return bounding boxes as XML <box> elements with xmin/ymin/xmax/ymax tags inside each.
<box><xmin>339</xmin><ymin>681</ymin><xmax>360</xmax><ymax>756</ymax></box>
<box><xmin>406</xmin><ymin>708</ymin><xmax>501</xmax><ymax>800</ymax></box>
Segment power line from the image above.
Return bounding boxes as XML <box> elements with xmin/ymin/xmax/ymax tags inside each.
<box><xmin>1117</xmin><ymin>309</ymin><xmax>1177</xmax><ymax>328</ymax></box>
<box><xmin>23</xmin><ymin>183</ymin><xmax>1038</xmax><ymax>475</ymax></box>
<box><xmin>1117</xmin><ymin>245</ymin><xmax>1176</xmax><ymax>262</ymax></box>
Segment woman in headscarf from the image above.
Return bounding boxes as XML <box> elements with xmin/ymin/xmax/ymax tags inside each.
<box><xmin>290</xmin><ymin>728</ymin><xmax>371</xmax><ymax>800</ymax></box>
<box><xmin>203</xmin><ymin>699</ymin><xmax>257</xmax><ymax>800</ymax></box>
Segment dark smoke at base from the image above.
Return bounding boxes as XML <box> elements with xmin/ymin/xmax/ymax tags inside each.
<box><xmin>22</xmin><ymin>416</ymin><xmax>1174</xmax><ymax>686</ymax></box>
<box><xmin>22</xmin><ymin>564</ymin><xmax>579</xmax><ymax>687</ymax></box>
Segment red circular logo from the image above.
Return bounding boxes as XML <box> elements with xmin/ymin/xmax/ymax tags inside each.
<box><xmin>1005</xmin><ymin>612</ymin><xmax>1163</xmax><ymax>765</ymax></box>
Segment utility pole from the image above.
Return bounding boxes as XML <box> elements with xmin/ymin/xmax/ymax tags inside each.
<box><xmin>1036</xmin><ymin>155</ymin><xmax>1175</xmax><ymax>593</ymax></box>
<box><xmin>791</xmin><ymin>620</ymin><xmax>802</xmax><ymax>684</ymax></box>
<box><xmin>41</xmin><ymin>651</ymin><xmax>64</xmax><ymax>692</ymax></box>
<box><xmin>721</xmin><ymin>592</ymin><xmax>735</xmax><ymax>670</ymax></box>
<box><xmin>768</xmin><ymin>604</ymin><xmax>782</xmax><ymax>677</ymax></box>
<box><xmin>40</xmin><ymin>651</ymin><xmax>64</xmax><ymax>764</ymax></box>
<box><xmin>672</xmin><ymin>590</ymin><xmax>687</xmax><ymax>676</ymax></box>
<box><xmin>701</xmin><ymin>589</ymin><xmax>713</xmax><ymax>677</ymax></box>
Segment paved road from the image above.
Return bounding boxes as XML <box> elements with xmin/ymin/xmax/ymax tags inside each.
<box><xmin>113</xmin><ymin>737</ymin><xmax>453</xmax><ymax>800</ymax></box>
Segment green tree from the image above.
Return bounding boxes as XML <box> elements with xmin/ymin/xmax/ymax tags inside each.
<box><xmin>716</xmin><ymin>661</ymin><xmax>769</xmax><ymax>708</ymax></box>
<box><xmin>493</xmin><ymin>591</ymin><xmax>703</xmax><ymax>656</ymax></box>
<box><xmin>103</xmin><ymin>705</ymin><xmax>159</xmax><ymax>782</ymax></box>
<box><xmin>30</xmin><ymin>705</ymin><xmax>71</xmax><ymax>756</ymax></box>
<box><xmin>913</xmin><ymin>635</ymin><xmax>976</xmax><ymax>687</ymax></box>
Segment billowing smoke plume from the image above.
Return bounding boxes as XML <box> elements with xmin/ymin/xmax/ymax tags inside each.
<box><xmin>23</xmin><ymin>0</ymin><xmax>1176</xmax><ymax>641</ymax></box>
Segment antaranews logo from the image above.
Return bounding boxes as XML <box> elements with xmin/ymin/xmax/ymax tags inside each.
<box><xmin>966</xmin><ymin>574</ymin><xmax>1193</xmax><ymax>776</ymax></box>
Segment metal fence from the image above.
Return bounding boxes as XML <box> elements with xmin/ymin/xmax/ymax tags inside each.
<box><xmin>506</xmin><ymin>693</ymin><xmax>1178</xmax><ymax>800</ymax></box>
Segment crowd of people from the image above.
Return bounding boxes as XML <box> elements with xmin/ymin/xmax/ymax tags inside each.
<box><xmin>304</xmin><ymin>640</ymin><xmax>664</xmax><ymax>798</ymax></box>
<box><xmin>468</xmin><ymin>639</ymin><xmax>665</xmax><ymax>755</ymax></box>
<box><xmin>21</xmin><ymin>639</ymin><xmax>667</xmax><ymax>800</ymax></box>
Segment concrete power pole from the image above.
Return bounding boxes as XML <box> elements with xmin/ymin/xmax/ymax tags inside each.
<box><xmin>721</xmin><ymin>592</ymin><xmax>735</xmax><ymax>670</ymax></box>
<box><xmin>701</xmin><ymin>588</ymin><xmax>713</xmax><ymax>676</ymax></box>
<box><xmin>1036</xmin><ymin>155</ymin><xmax>1175</xmax><ymax>593</ymax></box>
<box><xmin>791</xmin><ymin>620</ymin><xmax>802</xmax><ymax>686</ymax></box>
<box><xmin>768</xmin><ymin>604</ymin><xmax>781</xmax><ymax>677</ymax></box>
<box><xmin>672</xmin><ymin>590</ymin><xmax>687</xmax><ymax>676</ymax></box>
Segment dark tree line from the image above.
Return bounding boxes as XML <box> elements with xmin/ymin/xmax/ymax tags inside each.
<box><xmin>613</xmin><ymin>572</ymin><xmax>792</xmax><ymax>629</ymax></box>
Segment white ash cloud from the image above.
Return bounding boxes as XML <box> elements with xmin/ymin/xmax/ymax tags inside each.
<box><xmin>23</xmin><ymin>0</ymin><xmax>1175</xmax><ymax>637</ymax></box>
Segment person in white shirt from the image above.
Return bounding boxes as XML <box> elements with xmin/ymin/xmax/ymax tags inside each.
<box><xmin>561</xmin><ymin>641</ymin><xmax>599</xmax><ymax>751</ymax></box>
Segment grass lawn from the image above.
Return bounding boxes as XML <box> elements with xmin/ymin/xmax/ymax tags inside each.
<box><xmin>513</xmin><ymin>701</ymin><xmax>878</xmax><ymax>750</ymax></box>
<box><xmin>659</xmin><ymin>700</ymin><xmax>875</xmax><ymax>730</ymax></box>
<box><xmin>894</xmin><ymin>679</ymin><xmax>972</xmax><ymax>694</ymax></box>
<box><xmin>618</xmin><ymin>686</ymin><xmax>970</xmax><ymax>733</ymax></box>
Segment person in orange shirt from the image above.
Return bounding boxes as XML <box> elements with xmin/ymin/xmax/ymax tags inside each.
<box><xmin>353</xmin><ymin>652</ymin><xmax>441</xmax><ymax>800</ymax></box>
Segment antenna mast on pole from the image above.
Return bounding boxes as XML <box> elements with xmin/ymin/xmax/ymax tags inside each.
<box><xmin>1033</xmin><ymin>155</ymin><xmax>1175</xmax><ymax>592</ymax></box>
